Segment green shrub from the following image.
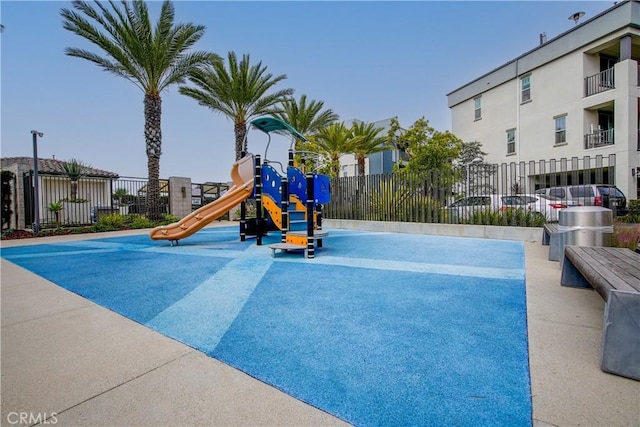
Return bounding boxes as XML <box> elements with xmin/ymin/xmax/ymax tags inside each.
<box><xmin>128</xmin><ymin>214</ymin><xmax>155</xmax><ymax>229</ymax></box>
<box><xmin>616</xmin><ymin>199</ymin><xmax>640</xmax><ymax>224</ymax></box>
<box><xmin>162</xmin><ymin>214</ymin><xmax>180</xmax><ymax>224</ymax></box>
<box><xmin>466</xmin><ymin>208</ymin><xmax>546</xmax><ymax>227</ymax></box>
<box><xmin>93</xmin><ymin>213</ymin><xmax>125</xmax><ymax>231</ymax></box>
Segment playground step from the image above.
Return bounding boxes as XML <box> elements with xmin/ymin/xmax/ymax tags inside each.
<box><xmin>286</xmin><ymin>230</ymin><xmax>329</xmax><ymax>238</ymax></box>
<box><xmin>269</xmin><ymin>243</ymin><xmax>307</xmax><ymax>258</ymax></box>
<box><xmin>288</xmin><ymin>210</ymin><xmax>306</xmax><ymax>220</ymax></box>
<box><xmin>289</xmin><ymin>220</ymin><xmax>307</xmax><ymax>232</ymax></box>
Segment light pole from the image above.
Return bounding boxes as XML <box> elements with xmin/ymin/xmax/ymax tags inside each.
<box><xmin>466</xmin><ymin>157</ymin><xmax>482</xmax><ymax>196</ymax></box>
<box><xmin>31</xmin><ymin>130</ymin><xmax>44</xmax><ymax>232</ymax></box>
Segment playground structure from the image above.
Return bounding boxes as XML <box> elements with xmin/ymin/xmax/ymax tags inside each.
<box><xmin>241</xmin><ymin>117</ymin><xmax>331</xmax><ymax>259</ymax></box>
<box><xmin>149</xmin><ymin>154</ymin><xmax>255</xmax><ymax>245</ymax></box>
<box><xmin>150</xmin><ymin>117</ymin><xmax>330</xmax><ymax>258</ymax></box>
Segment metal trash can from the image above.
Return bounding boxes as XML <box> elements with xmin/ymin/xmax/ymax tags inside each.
<box><xmin>556</xmin><ymin>206</ymin><xmax>614</xmax><ymax>263</ymax></box>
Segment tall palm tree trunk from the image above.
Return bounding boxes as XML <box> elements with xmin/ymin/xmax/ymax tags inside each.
<box><xmin>70</xmin><ymin>180</ymin><xmax>79</xmax><ymax>200</ymax></box>
<box><xmin>145</xmin><ymin>94</ymin><xmax>162</xmax><ymax>220</ymax></box>
<box><xmin>357</xmin><ymin>156</ymin><xmax>366</xmax><ymax>177</ymax></box>
<box><xmin>235</xmin><ymin>121</ymin><xmax>247</xmax><ymax>160</ymax></box>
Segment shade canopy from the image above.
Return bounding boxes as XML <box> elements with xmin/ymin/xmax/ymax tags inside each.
<box><xmin>250</xmin><ymin>117</ymin><xmax>307</xmax><ymax>142</ymax></box>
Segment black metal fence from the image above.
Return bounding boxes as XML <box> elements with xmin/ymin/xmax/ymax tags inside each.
<box><xmin>584</xmin><ymin>67</ymin><xmax>614</xmax><ymax>97</ymax></box>
<box><xmin>20</xmin><ymin>155</ymin><xmax>620</xmax><ymax>228</ymax></box>
<box><xmin>22</xmin><ymin>173</ymin><xmax>229</xmax><ymax>228</ymax></box>
<box><xmin>324</xmin><ymin>154</ymin><xmax>617</xmax><ymax>226</ymax></box>
<box><xmin>23</xmin><ymin>173</ymin><xmax>119</xmax><ymax>227</ymax></box>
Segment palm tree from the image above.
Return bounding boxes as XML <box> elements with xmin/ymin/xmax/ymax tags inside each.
<box><xmin>304</xmin><ymin>123</ymin><xmax>354</xmax><ymax>178</ymax></box>
<box><xmin>61</xmin><ymin>0</ymin><xmax>216</xmax><ymax>220</ymax></box>
<box><xmin>275</xmin><ymin>95</ymin><xmax>338</xmax><ymax>139</ymax></box>
<box><xmin>113</xmin><ymin>188</ymin><xmax>129</xmax><ymax>206</ymax></box>
<box><xmin>275</xmin><ymin>95</ymin><xmax>338</xmax><ymax>170</ymax></box>
<box><xmin>60</xmin><ymin>158</ymin><xmax>90</xmax><ymax>201</ymax></box>
<box><xmin>179</xmin><ymin>51</ymin><xmax>294</xmax><ymax>161</ymax></box>
<box><xmin>47</xmin><ymin>202</ymin><xmax>64</xmax><ymax>227</ymax></box>
<box><xmin>350</xmin><ymin>121</ymin><xmax>391</xmax><ymax>177</ymax></box>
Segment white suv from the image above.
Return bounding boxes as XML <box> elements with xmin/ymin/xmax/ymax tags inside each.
<box><xmin>445</xmin><ymin>194</ymin><xmax>561</xmax><ymax>221</ymax></box>
<box><xmin>535</xmin><ymin>184</ymin><xmax>627</xmax><ymax>214</ymax></box>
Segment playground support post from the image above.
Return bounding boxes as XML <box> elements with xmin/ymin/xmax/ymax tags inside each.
<box><xmin>255</xmin><ymin>155</ymin><xmax>263</xmax><ymax>245</ymax></box>
<box><xmin>316</xmin><ymin>202</ymin><xmax>323</xmax><ymax>248</ymax></box>
<box><xmin>239</xmin><ymin>151</ymin><xmax>248</xmax><ymax>241</ymax></box>
<box><xmin>306</xmin><ymin>173</ymin><xmax>315</xmax><ymax>259</ymax></box>
<box><xmin>281</xmin><ymin>175</ymin><xmax>289</xmax><ymax>243</ymax></box>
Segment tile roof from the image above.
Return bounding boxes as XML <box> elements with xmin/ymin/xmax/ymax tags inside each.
<box><xmin>1</xmin><ymin>157</ymin><xmax>119</xmax><ymax>178</ymax></box>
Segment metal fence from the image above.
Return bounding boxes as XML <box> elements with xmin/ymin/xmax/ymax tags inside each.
<box><xmin>23</xmin><ymin>173</ymin><xmax>119</xmax><ymax>227</ymax></box>
<box><xmin>22</xmin><ymin>173</ymin><xmax>229</xmax><ymax>228</ymax></box>
<box><xmin>20</xmin><ymin>155</ymin><xmax>619</xmax><ymax>228</ymax></box>
<box><xmin>324</xmin><ymin>154</ymin><xmax>617</xmax><ymax>226</ymax></box>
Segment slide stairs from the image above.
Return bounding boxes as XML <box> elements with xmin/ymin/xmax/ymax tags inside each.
<box><xmin>260</xmin><ymin>163</ymin><xmax>328</xmax><ymax>257</ymax></box>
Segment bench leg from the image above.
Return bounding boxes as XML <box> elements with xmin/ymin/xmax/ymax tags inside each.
<box><xmin>548</xmin><ymin>234</ymin><xmax>561</xmax><ymax>261</ymax></box>
<box><xmin>560</xmin><ymin>255</ymin><xmax>592</xmax><ymax>289</ymax></box>
<box><xmin>600</xmin><ymin>290</ymin><xmax>640</xmax><ymax>380</ymax></box>
<box><xmin>542</xmin><ymin>230</ymin><xmax>550</xmax><ymax>246</ymax></box>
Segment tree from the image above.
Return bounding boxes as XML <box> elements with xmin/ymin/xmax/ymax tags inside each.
<box><xmin>458</xmin><ymin>140</ymin><xmax>488</xmax><ymax>168</ymax></box>
<box><xmin>457</xmin><ymin>140</ymin><xmax>495</xmax><ymax>195</ymax></box>
<box><xmin>274</xmin><ymin>94</ymin><xmax>338</xmax><ymax>170</ymax></box>
<box><xmin>61</xmin><ymin>0</ymin><xmax>215</xmax><ymax>220</ymax></box>
<box><xmin>47</xmin><ymin>202</ymin><xmax>64</xmax><ymax>227</ymax></box>
<box><xmin>388</xmin><ymin>117</ymin><xmax>462</xmax><ymax>174</ymax></box>
<box><xmin>304</xmin><ymin>123</ymin><xmax>354</xmax><ymax>178</ymax></box>
<box><xmin>350</xmin><ymin>121</ymin><xmax>391</xmax><ymax>177</ymax></box>
<box><xmin>113</xmin><ymin>188</ymin><xmax>129</xmax><ymax>206</ymax></box>
<box><xmin>60</xmin><ymin>158</ymin><xmax>90</xmax><ymax>201</ymax></box>
<box><xmin>179</xmin><ymin>51</ymin><xmax>294</xmax><ymax>161</ymax></box>
<box><xmin>275</xmin><ymin>95</ymin><xmax>338</xmax><ymax>139</ymax></box>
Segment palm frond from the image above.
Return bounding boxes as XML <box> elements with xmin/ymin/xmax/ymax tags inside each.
<box><xmin>61</xmin><ymin>0</ymin><xmax>210</xmax><ymax>95</ymax></box>
<box><xmin>178</xmin><ymin>50</ymin><xmax>294</xmax><ymax>158</ymax></box>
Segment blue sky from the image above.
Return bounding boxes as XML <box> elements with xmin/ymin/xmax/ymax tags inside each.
<box><xmin>1</xmin><ymin>1</ymin><xmax>611</xmax><ymax>183</ymax></box>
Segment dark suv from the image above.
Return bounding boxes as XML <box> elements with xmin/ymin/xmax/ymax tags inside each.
<box><xmin>535</xmin><ymin>184</ymin><xmax>627</xmax><ymax>214</ymax></box>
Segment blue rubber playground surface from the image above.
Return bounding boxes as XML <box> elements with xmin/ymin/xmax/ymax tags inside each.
<box><xmin>1</xmin><ymin>227</ymin><xmax>532</xmax><ymax>426</ymax></box>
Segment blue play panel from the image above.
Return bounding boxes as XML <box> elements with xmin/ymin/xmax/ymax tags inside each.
<box><xmin>1</xmin><ymin>227</ymin><xmax>532</xmax><ymax>426</ymax></box>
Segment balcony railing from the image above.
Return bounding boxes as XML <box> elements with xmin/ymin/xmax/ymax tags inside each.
<box><xmin>584</xmin><ymin>128</ymin><xmax>614</xmax><ymax>149</ymax></box>
<box><xmin>584</xmin><ymin>67</ymin><xmax>614</xmax><ymax>97</ymax></box>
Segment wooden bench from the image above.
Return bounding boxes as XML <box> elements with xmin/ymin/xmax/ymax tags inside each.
<box><xmin>541</xmin><ymin>223</ymin><xmax>559</xmax><ymax>246</ymax></box>
<box><xmin>561</xmin><ymin>246</ymin><xmax>640</xmax><ymax>380</ymax></box>
<box><xmin>545</xmin><ymin>224</ymin><xmax>613</xmax><ymax>262</ymax></box>
<box><xmin>541</xmin><ymin>223</ymin><xmax>563</xmax><ymax>261</ymax></box>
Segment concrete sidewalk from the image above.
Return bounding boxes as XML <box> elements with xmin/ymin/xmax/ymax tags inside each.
<box><xmin>1</xmin><ymin>228</ymin><xmax>638</xmax><ymax>426</ymax></box>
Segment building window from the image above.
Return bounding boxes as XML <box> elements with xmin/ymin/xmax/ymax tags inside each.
<box><xmin>555</xmin><ymin>115</ymin><xmax>567</xmax><ymax>144</ymax></box>
<box><xmin>342</xmin><ymin>165</ymin><xmax>348</xmax><ymax>177</ymax></box>
<box><xmin>506</xmin><ymin>128</ymin><xmax>516</xmax><ymax>154</ymax></box>
<box><xmin>521</xmin><ymin>75</ymin><xmax>531</xmax><ymax>103</ymax></box>
<box><xmin>474</xmin><ymin>97</ymin><xmax>481</xmax><ymax>120</ymax></box>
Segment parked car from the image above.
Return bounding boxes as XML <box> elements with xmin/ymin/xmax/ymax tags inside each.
<box><xmin>445</xmin><ymin>194</ymin><xmax>562</xmax><ymax>222</ymax></box>
<box><xmin>535</xmin><ymin>184</ymin><xmax>627</xmax><ymax>214</ymax></box>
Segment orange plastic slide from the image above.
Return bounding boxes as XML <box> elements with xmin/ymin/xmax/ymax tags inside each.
<box><xmin>149</xmin><ymin>155</ymin><xmax>255</xmax><ymax>243</ymax></box>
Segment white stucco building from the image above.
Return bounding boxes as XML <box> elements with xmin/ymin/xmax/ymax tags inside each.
<box><xmin>447</xmin><ymin>0</ymin><xmax>640</xmax><ymax>200</ymax></box>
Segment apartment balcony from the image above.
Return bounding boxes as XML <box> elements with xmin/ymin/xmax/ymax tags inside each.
<box><xmin>584</xmin><ymin>68</ymin><xmax>614</xmax><ymax>97</ymax></box>
<box><xmin>584</xmin><ymin>128</ymin><xmax>614</xmax><ymax>149</ymax></box>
